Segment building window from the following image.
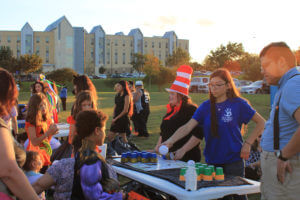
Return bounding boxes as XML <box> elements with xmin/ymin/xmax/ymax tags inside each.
<box><xmin>166</xmin><ymin>42</ymin><xmax>168</xmax><ymax>48</ymax></box>
<box><xmin>152</xmin><ymin>42</ymin><xmax>154</xmax><ymax>48</ymax></box>
<box><xmin>130</xmin><ymin>41</ymin><xmax>133</xmax><ymax>47</ymax></box>
<box><xmin>185</xmin><ymin>44</ymin><xmax>188</xmax><ymax>50</ymax></box>
<box><xmin>36</xmin><ymin>46</ymin><xmax>40</xmax><ymax>55</ymax></box>
<box><xmin>115</xmin><ymin>41</ymin><xmax>118</xmax><ymax>46</ymax></box>
<box><xmin>159</xmin><ymin>42</ymin><xmax>161</xmax><ymax>48</ymax></box>
<box><xmin>36</xmin><ymin>36</ymin><xmax>40</xmax><ymax>43</ymax></box>
<box><xmin>7</xmin><ymin>36</ymin><xmax>11</xmax><ymax>43</ymax></box>
<box><xmin>122</xmin><ymin>52</ymin><xmax>126</xmax><ymax>64</ymax></box>
<box><xmin>159</xmin><ymin>51</ymin><xmax>161</xmax><ymax>60</ymax></box>
<box><xmin>166</xmin><ymin>51</ymin><xmax>168</xmax><ymax>57</ymax></box>
<box><xmin>145</xmin><ymin>41</ymin><xmax>148</xmax><ymax>48</ymax></box>
<box><xmin>46</xmin><ymin>46</ymin><xmax>49</xmax><ymax>53</ymax></box>
<box><xmin>0</xmin><ymin>36</ymin><xmax>1</xmax><ymax>43</ymax></box>
<box><xmin>122</xmin><ymin>40</ymin><xmax>125</xmax><ymax>47</ymax></box>
<box><xmin>91</xmin><ymin>51</ymin><xmax>94</xmax><ymax>58</ymax></box>
<box><xmin>107</xmin><ymin>39</ymin><xmax>110</xmax><ymax>46</ymax></box>
<box><xmin>17</xmin><ymin>36</ymin><xmax>20</xmax><ymax>43</ymax></box>
<box><xmin>46</xmin><ymin>37</ymin><xmax>49</xmax><ymax>43</ymax></box>
<box><xmin>91</xmin><ymin>38</ymin><xmax>94</xmax><ymax>45</ymax></box>
<box><xmin>114</xmin><ymin>52</ymin><xmax>118</xmax><ymax>64</ymax></box>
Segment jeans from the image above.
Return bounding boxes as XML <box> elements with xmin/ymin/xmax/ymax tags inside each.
<box><xmin>212</xmin><ymin>160</ymin><xmax>247</xmax><ymax>200</ymax></box>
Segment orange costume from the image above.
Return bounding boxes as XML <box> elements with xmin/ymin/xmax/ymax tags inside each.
<box><xmin>25</xmin><ymin>121</ymin><xmax>52</xmax><ymax>166</ymax></box>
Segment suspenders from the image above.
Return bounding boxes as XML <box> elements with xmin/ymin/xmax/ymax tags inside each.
<box><xmin>273</xmin><ymin>74</ymin><xmax>300</xmax><ymax>150</ymax></box>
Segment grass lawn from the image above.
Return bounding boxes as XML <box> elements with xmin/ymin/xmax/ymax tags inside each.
<box><xmin>18</xmin><ymin>88</ymin><xmax>269</xmax><ymax>200</ymax></box>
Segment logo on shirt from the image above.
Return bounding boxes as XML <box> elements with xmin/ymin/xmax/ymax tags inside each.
<box><xmin>222</xmin><ymin>108</ymin><xmax>233</xmax><ymax>123</ymax></box>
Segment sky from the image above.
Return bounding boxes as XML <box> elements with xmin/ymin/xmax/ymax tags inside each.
<box><xmin>1</xmin><ymin>0</ymin><xmax>300</xmax><ymax>63</ymax></box>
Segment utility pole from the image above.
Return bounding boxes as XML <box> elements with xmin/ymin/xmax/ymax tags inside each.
<box><xmin>110</xmin><ymin>41</ymin><xmax>113</xmax><ymax>74</ymax></box>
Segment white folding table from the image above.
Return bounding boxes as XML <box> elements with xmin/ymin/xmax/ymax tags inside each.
<box><xmin>112</xmin><ymin>157</ymin><xmax>260</xmax><ymax>200</ymax></box>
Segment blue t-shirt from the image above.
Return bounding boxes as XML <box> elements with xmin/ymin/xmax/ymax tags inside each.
<box><xmin>60</xmin><ymin>87</ymin><xmax>67</xmax><ymax>98</ymax></box>
<box><xmin>261</xmin><ymin>67</ymin><xmax>300</xmax><ymax>152</ymax></box>
<box><xmin>192</xmin><ymin>98</ymin><xmax>255</xmax><ymax>164</ymax></box>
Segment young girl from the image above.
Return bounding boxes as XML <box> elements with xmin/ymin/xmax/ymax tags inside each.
<box><xmin>32</xmin><ymin>81</ymin><xmax>45</xmax><ymax>94</ymax></box>
<box><xmin>108</xmin><ymin>80</ymin><xmax>133</xmax><ymax>143</ymax></box>
<box><xmin>32</xmin><ymin>110</ymin><xmax>123</xmax><ymax>199</ymax></box>
<box><xmin>25</xmin><ymin>93</ymin><xmax>58</xmax><ymax>167</ymax></box>
<box><xmin>23</xmin><ymin>151</ymin><xmax>46</xmax><ymax>200</ymax></box>
<box><xmin>163</xmin><ymin>69</ymin><xmax>265</xmax><ymax>194</ymax></box>
<box><xmin>67</xmin><ymin>90</ymin><xmax>96</xmax><ymax>145</ymax></box>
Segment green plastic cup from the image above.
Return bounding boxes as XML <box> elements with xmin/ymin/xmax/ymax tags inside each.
<box><xmin>208</xmin><ymin>165</ymin><xmax>215</xmax><ymax>172</ymax></box>
<box><xmin>195</xmin><ymin>162</ymin><xmax>202</xmax><ymax>168</ymax></box>
<box><xmin>216</xmin><ymin>167</ymin><xmax>224</xmax><ymax>175</ymax></box>
<box><xmin>198</xmin><ymin>166</ymin><xmax>204</xmax><ymax>174</ymax></box>
<box><xmin>202</xmin><ymin>163</ymin><xmax>208</xmax><ymax>168</ymax></box>
<box><xmin>204</xmin><ymin>167</ymin><xmax>212</xmax><ymax>175</ymax></box>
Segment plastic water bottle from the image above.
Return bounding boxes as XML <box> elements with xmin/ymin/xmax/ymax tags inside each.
<box><xmin>185</xmin><ymin>160</ymin><xmax>197</xmax><ymax>191</ymax></box>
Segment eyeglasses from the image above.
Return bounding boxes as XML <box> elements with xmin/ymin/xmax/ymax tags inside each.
<box><xmin>208</xmin><ymin>83</ymin><xmax>226</xmax><ymax>89</ymax></box>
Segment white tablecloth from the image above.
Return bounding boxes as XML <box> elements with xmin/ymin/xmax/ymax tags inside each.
<box><xmin>112</xmin><ymin>158</ymin><xmax>260</xmax><ymax>200</ymax></box>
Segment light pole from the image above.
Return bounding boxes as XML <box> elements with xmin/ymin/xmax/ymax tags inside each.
<box><xmin>110</xmin><ymin>41</ymin><xmax>113</xmax><ymax>74</ymax></box>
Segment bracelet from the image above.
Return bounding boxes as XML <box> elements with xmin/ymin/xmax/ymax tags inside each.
<box><xmin>244</xmin><ymin>141</ymin><xmax>251</xmax><ymax>146</ymax></box>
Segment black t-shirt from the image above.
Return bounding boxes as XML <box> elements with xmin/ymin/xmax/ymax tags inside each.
<box><xmin>160</xmin><ymin>103</ymin><xmax>203</xmax><ymax>162</ymax></box>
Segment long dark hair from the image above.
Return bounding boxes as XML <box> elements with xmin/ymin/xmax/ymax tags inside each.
<box><xmin>26</xmin><ymin>93</ymin><xmax>51</xmax><ymax>126</ymax></box>
<box><xmin>117</xmin><ymin>80</ymin><xmax>133</xmax><ymax>117</ymax></box>
<box><xmin>0</xmin><ymin>68</ymin><xmax>18</xmax><ymax>117</ymax></box>
<box><xmin>209</xmin><ymin>68</ymin><xmax>242</xmax><ymax>137</ymax></box>
<box><xmin>73</xmin><ymin>75</ymin><xmax>98</xmax><ymax>108</ymax></box>
<box><xmin>72</xmin><ymin>110</ymin><xmax>108</xmax><ymax>155</ymax></box>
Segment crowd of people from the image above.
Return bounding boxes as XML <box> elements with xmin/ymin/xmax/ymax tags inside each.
<box><xmin>0</xmin><ymin>41</ymin><xmax>299</xmax><ymax>200</ymax></box>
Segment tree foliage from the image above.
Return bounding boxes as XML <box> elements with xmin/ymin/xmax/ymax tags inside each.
<box><xmin>46</xmin><ymin>68</ymin><xmax>77</xmax><ymax>84</ymax></box>
<box><xmin>166</xmin><ymin>48</ymin><xmax>190</xmax><ymax>67</ymax></box>
<box><xmin>143</xmin><ymin>54</ymin><xmax>175</xmax><ymax>90</ymax></box>
<box><xmin>223</xmin><ymin>60</ymin><xmax>241</xmax><ymax>71</ymax></box>
<box><xmin>204</xmin><ymin>42</ymin><xmax>245</xmax><ymax>70</ymax></box>
<box><xmin>99</xmin><ymin>66</ymin><xmax>106</xmax><ymax>74</ymax></box>
<box><xmin>238</xmin><ymin>53</ymin><xmax>263</xmax><ymax>81</ymax></box>
<box><xmin>0</xmin><ymin>46</ymin><xmax>17</xmax><ymax>73</ymax></box>
<box><xmin>130</xmin><ymin>53</ymin><xmax>146</xmax><ymax>72</ymax></box>
<box><xmin>18</xmin><ymin>54</ymin><xmax>43</xmax><ymax>74</ymax></box>
<box><xmin>190</xmin><ymin>61</ymin><xmax>205</xmax><ymax>71</ymax></box>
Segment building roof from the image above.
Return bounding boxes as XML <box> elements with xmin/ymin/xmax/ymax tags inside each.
<box><xmin>45</xmin><ymin>16</ymin><xmax>72</xmax><ymax>32</ymax></box>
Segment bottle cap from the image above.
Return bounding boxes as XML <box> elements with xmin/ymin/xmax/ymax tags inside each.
<box><xmin>159</xmin><ymin>145</ymin><xmax>169</xmax><ymax>155</ymax></box>
<box><xmin>195</xmin><ymin>163</ymin><xmax>202</xmax><ymax>168</ymax></box>
<box><xmin>187</xmin><ymin>160</ymin><xmax>195</xmax><ymax>166</ymax></box>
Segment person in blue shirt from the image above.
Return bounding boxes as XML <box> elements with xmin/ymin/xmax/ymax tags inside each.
<box><xmin>59</xmin><ymin>86</ymin><xmax>67</xmax><ymax>111</ymax></box>
<box><xmin>259</xmin><ymin>42</ymin><xmax>300</xmax><ymax>200</ymax></box>
<box><xmin>162</xmin><ymin>68</ymin><xmax>265</xmax><ymax>199</ymax></box>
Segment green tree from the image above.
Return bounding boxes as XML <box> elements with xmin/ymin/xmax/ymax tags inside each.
<box><xmin>99</xmin><ymin>66</ymin><xmax>106</xmax><ymax>74</ymax></box>
<box><xmin>130</xmin><ymin>53</ymin><xmax>146</xmax><ymax>73</ymax></box>
<box><xmin>18</xmin><ymin>54</ymin><xmax>42</xmax><ymax>74</ymax></box>
<box><xmin>204</xmin><ymin>42</ymin><xmax>245</xmax><ymax>70</ymax></box>
<box><xmin>190</xmin><ymin>61</ymin><xmax>205</xmax><ymax>71</ymax></box>
<box><xmin>143</xmin><ymin>54</ymin><xmax>176</xmax><ymax>90</ymax></box>
<box><xmin>166</xmin><ymin>47</ymin><xmax>190</xmax><ymax>67</ymax></box>
<box><xmin>238</xmin><ymin>53</ymin><xmax>263</xmax><ymax>81</ymax></box>
<box><xmin>0</xmin><ymin>46</ymin><xmax>17</xmax><ymax>73</ymax></box>
<box><xmin>46</xmin><ymin>68</ymin><xmax>77</xmax><ymax>84</ymax></box>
